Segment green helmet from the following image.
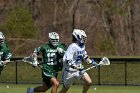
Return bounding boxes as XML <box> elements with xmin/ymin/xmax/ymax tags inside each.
<box><xmin>48</xmin><ymin>32</ymin><xmax>59</xmax><ymax>47</ymax></box>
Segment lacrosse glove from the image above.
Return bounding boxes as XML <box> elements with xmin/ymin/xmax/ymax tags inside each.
<box><xmin>91</xmin><ymin>59</ymin><xmax>99</xmax><ymax>68</ymax></box>
<box><xmin>57</xmin><ymin>47</ymin><xmax>64</xmax><ymax>54</ymax></box>
<box><xmin>32</xmin><ymin>60</ymin><xmax>39</xmax><ymax>68</ymax></box>
<box><xmin>30</xmin><ymin>54</ymin><xmax>39</xmax><ymax>68</ymax></box>
<box><xmin>77</xmin><ymin>64</ymin><xmax>86</xmax><ymax>75</ymax></box>
<box><xmin>77</xmin><ymin>64</ymin><xmax>84</xmax><ymax>71</ymax></box>
<box><xmin>70</xmin><ymin>64</ymin><xmax>83</xmax><ymax>70</ymax></box>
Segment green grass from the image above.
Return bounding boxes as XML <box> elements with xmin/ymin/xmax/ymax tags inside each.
<box><xmin>0</xmin><ymin>84</ymin><xmax>140</xmax><ymax>93</ymax></box>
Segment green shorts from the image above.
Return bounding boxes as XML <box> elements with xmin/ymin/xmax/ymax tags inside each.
<box><xmin>0</xmin><ymin>66</ymin><xmax>4</xmax><ymax>75</ymax></box>
<box><xmin>42</xmin><ymin>69</ymin><xmax>58</xmax><ymax>86</ymax></box>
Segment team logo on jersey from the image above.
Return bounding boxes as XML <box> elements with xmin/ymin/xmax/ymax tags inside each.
<box><xmin>76</xmin><ymin>50</ymin><xmax>85</xmax><ymax>62</ymax></box>
<box><xmin>46</xmin><ymin>49</ymin><xmax>57</xmax><ymax>52</ymax></box>
<box><xmin>77</xmin><ymin>50</ymin><xmax>85</xmax><ymax>54</ymax></box>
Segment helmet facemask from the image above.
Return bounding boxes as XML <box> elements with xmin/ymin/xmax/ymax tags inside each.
<box><xmin>0</xmin><ymin>39</ymin><xmax>4</xmax><ymax>44</ymax></box>
<box><xmin>0</xmin><ymin>32</ymin><xmax>5</xmax><ymax>45</ymax></box>
<box><xmin>49</xmin><ymin>32</ymin><xmax>59</xmax><ymax>47</ymax></box>
<box><xmin>81</xmin><ymin>35</ymin><xmax>87</xmax><ymax>44</ymax></box>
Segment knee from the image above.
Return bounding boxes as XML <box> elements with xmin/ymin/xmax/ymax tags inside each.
<box><xmin>53</xmin><ymin>81</ymin><xmax>59</xmax><ymax>87</ymax></box>
<box><xmin>86</xmin><ymin>80</ymin><xmax>92</xmax><ymax>86</ymax></box>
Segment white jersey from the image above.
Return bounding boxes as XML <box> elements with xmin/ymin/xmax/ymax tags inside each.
<box><xmin>63</xmin><ymin>43</ymin><xmax>87</xmax><ymax>71</ymax></box>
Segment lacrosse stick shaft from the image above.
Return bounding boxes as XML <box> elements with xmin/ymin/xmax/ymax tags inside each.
<box><xmin>10</xmin><ymin>60</ymin><xmax>43</xmax><ymax>65</ymax></box>
<box><xmin>82</xmin><ymin>61</ymin><xmax>104</xmax><ymax>72</ymax></box>
<box><xmin>9</xmin><ymin>60</ymin><xmax>23</xmax><ymax>63</ymax></box>
<box><xmin>84</xmin><ymin>65</ymin><xmax>96</xmax><ymax>71</ymax></box>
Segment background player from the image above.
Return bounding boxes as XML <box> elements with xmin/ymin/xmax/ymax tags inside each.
<box><xmin>27</xmin><ymin>32</ymin><xmax>67</xmax><ymax>93</ymax></box>
<box><xmin>0</xmin><ymin>31</ymin><xmax>12</xmax><ymax>75</ymax></box>
<box><xmin>59</xmin><ymin>29</ymin><xmax>98</xmax><ymax>93</ymax></box>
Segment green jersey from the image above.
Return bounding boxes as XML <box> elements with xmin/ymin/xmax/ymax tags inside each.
<box><xmin>0</xmin><ymin>42</ymin><xmax>12</xmax><ymax>73</ymax></box>
<box><xmin>35</xmin><ymin>43</ymin><xmax>66</xmax><ymax>77</ymax></box>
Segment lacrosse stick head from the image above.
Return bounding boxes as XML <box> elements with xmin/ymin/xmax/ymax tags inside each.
<box><xmin>99</xmin><ymin>57</ymin><xmax>110</xmax><ymax>66</ymax></box>
<box><xmin>22</xmin><ymin>56</ymin><xmax>39</xmax><ymax>68</ymax></box>
<box><xmin>22</xmin><ymin>54</ymin><xmax>38</xmax><ymax>64</ymax></box>
<box><xmin>22</xmin><ymin>57</ymin><xmax>34</xmax><ymax>64</ymax></box>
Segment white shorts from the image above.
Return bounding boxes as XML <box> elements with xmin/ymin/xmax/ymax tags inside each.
<box><xmin>62</xmin><ymin>68</ymin><xmax>87</xmax><ymax>88</ymax></box>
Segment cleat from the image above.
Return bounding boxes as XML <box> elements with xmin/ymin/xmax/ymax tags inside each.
<box><xmin>27</xmin><ymin>88</ymin><xmax>33</xmax><ymax>93</ymax></box>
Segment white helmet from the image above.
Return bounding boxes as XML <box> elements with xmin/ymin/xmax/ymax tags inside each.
<box><xmin>48</xmin><ymin>32</ymin><xmax>59</xmax><ymax>47</ymax></box>
<box><xmin>72</xmin><ymin>29</ymin><xmax>87</xmax><ymax>44</ymax></box>
<box><xmin>0</xmin><ymin>31</ymin><xmax>5</xmax><ymax>44</ymax></box>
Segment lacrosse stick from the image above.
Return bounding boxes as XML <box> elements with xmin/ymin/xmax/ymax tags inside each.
<box><xmin>0</xmin><ymin>52</ymin><xmax>40</xmax><ymax>67</ymax></box>
<box><xmin>10</xmin><ymin>55</ymin><xmax>41</xmax><ymax>67</ymax></box>
<box><xmin>66</xmin><ymin>57</ymin><xmax>110</xmax><ymax>79</ymax></box>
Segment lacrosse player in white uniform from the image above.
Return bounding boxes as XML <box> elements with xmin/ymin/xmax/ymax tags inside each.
<box><xmin>59</xmin><ymin>29</ymin><xmax>98</xmax><ymax>93</ymax></box>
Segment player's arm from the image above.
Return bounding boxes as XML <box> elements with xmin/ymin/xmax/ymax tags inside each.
<box><xmin>29</xmin><ymin>49</ymin><xmax>38</xmax><ymax>62</ymax></box>
<box><xmin>32</xmin><ymin>46</ymin><xmax>44</xmax><ymax>59</ymax></box>
<box><xmin>64</xmin><ymin>46</ymin><xmax>79</xmax><ymax>69</ymax></box>
<box><xmin>56</xmin><ymin>43</ymin><xmax>67</xmax><ymax>57</ymax></box>
<box><xmin>0</xmin><ymin>53</ymin><xmax>12</xmax><ymax>67</ymax></box>
<box><xmin>0</xmin><ymin>43</ymin><xmax>12</xmax><ymax>66</ymax></box>
<box><xmin>83</xmin><ymin>52</ymin><xmax>98</xmax><ymax>67</ymax></box>
<box><xmin>0</xmin><ymin>59</ymin><xmax>10</xmax><ymax>65</ymax></box>
<box><xmin>56</xmin><ymin>44</ymin><xmax>67</xmax><ymax>71</ymax></box>
<box><xmin>29</xmin><ymin>46</ymin><xmax>43</xmax><ymax>67</ymax></box>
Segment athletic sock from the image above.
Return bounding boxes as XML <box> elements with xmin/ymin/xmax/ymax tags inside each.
<box><xmin>29</xmin><ymin>88</ymin><xmax>34</xmax><ymax>93</ymax></box>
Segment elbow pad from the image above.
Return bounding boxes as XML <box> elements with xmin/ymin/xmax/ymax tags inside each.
<box><xmin>83</xmin><ymin>54</ymin><xmax>94</xmax><ymax>64</ymax></box>
<box><xmin>83</xmin><ymin>54</ymin><xmax>89</xmax><ymax>60</ymax></box>
<box><xmin>83</xmin><ymin>54</ymin><xmax>90</xmax><ymax>63</ymax></box>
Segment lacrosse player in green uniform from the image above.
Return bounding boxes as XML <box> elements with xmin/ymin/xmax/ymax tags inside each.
<box><xmin>27</xmin><ymin>32</ymin><xmax>67</xmax><ymax>93</ymax></box>
<box><xmin>0</xmin><ymin>31</ymin><xmax>12</xmax><ymax>75</ymax></box>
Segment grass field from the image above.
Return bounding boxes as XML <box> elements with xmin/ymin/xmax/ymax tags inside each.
<box><xmin>1</xmin><ymin>59</ymin><xmax>140</xmax><ymax>93</ymax></box>
<box><xmin>0</xmin><ymin>84</ymin><xmax>140</xmax><ymax>93</ymax></box>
